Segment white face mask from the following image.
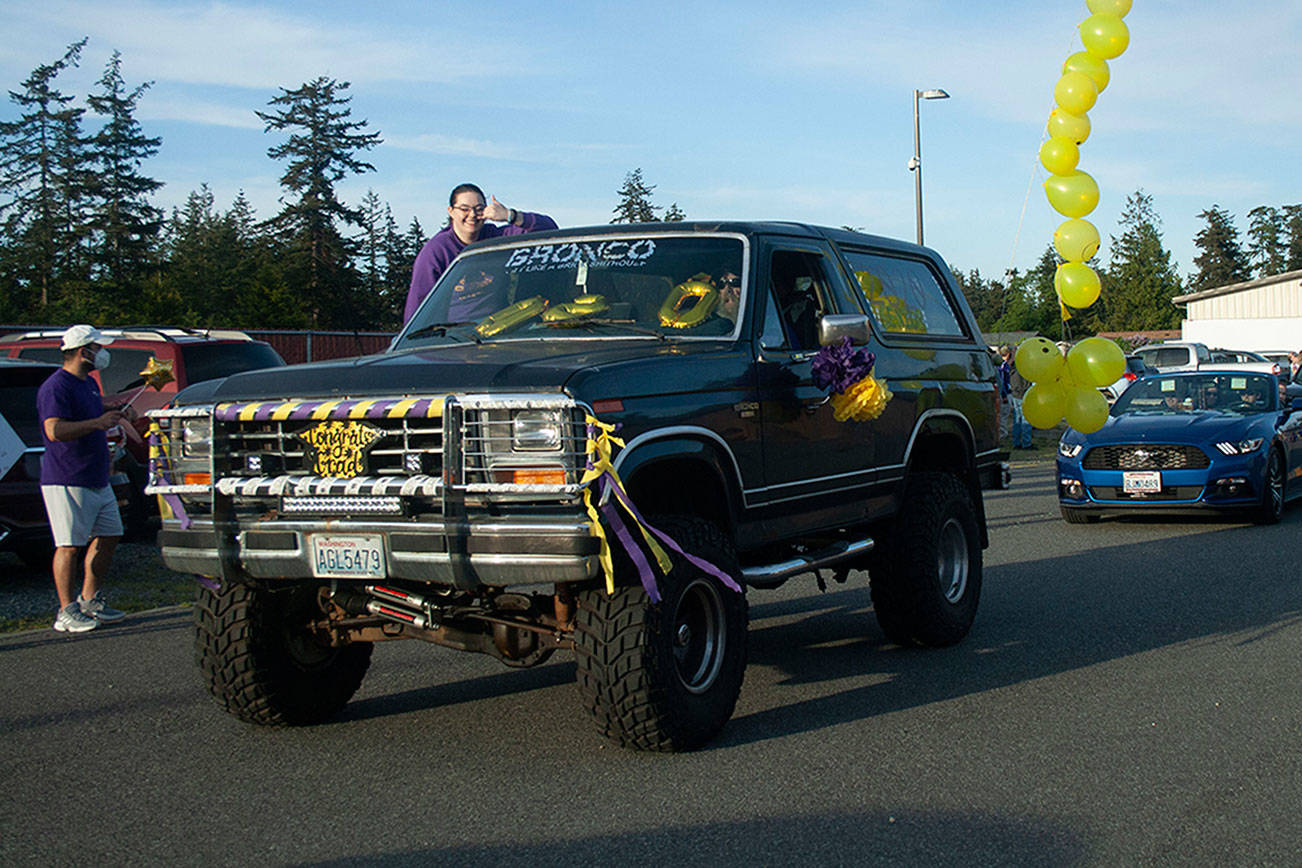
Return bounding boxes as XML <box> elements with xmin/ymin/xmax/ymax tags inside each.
<box><xmin>83</xmin><ymin>347</ymin><xmax>110</xmax><ymax>370</ymax></box>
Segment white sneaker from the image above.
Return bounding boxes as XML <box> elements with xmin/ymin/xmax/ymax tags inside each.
<box><xmin>79</xmin><ymin>591</ymin><xmax>125</xmax><ymax>623</ymax></box>
<box><xmin>54</xmin><ymin>602</ymin><xmax>98</xmax><ymax>633</ymax></box>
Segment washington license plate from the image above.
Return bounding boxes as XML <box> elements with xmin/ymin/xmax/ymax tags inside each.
<box><xmin>1123</xmin><ymin>471</ymin><xmax>1161</xmax><ymax>494</ymax></box>
<box><xmin>310</xmin><ymin>534</ymin><xmax>385</xmax><ymax>579</ymax></box>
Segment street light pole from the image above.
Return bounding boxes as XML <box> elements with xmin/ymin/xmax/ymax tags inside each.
<box><xmin>910</xmin><ymin>88</ymin><xmax>949</xmax><ymax>246</ymax></box>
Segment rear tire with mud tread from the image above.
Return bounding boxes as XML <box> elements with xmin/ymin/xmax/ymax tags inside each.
<box><xmin>574</xmin><ymin>516</ymin><xmax>747</xmax><ymax>752</ymax></box>
<box><xmin>870</xmin><ymin>472</ymin><xmax>982</xmax><ymax>647</ymax></box>
<box><xmin>194</xmin><ymin>580</ymin><xmax>372</xmax><ymax>726</ymax></box>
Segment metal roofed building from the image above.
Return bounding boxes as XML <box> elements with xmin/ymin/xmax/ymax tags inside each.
<box><xmin>1173</xmin><ymin>269</ymin><xmax>1302</xmax><ymax>351</ymax></box>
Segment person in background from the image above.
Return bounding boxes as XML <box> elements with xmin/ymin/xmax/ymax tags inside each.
<box><xmin>1289</xmin><ymin>350</ymin><xmax>1302</xmax><ymax>384</ymax></box>
<box><xmin>403</xmin><ymin>183</ymin><xmax>557</xmax><ymax>324</ymax></box>
<box><xmin>1009</xmin><ymin>359</ymin><xmax>1033</xmax><ymax>448</ymax></box>
<box><xmin>997</xmin><ymin>345</ymin><xmax>1013</xmax><ymax>439</ymax></box>
<box><xmin>37</xmin><ymin>325</ymin><xmax>131</xmax><ymax>633</ymax></box>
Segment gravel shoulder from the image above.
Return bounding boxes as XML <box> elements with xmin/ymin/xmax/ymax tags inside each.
<box><xmin>0</xmin><ymin>541</ymin><xmax>195</xmax><ymax>632</ymax></box>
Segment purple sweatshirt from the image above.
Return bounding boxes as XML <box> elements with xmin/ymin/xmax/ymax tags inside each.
<box><xmin>403</xmin><ymin>212</ymin><xmax>558</xmax><ymax>324</ymax></box>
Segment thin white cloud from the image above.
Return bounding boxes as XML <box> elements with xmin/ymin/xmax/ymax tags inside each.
<box><xmin>138</xmin><ymin>95</ymin><xmax>262</xmax><ymax>130</ymax></box>
<box><xmin>5</xmin><ymin>0</ymin><xmax>488</xmax><ymax>89</ymax></box>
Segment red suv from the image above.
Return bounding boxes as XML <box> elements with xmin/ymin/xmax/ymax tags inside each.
<box><xmin>0</xmin><ymin>327</ymin><xmax>284</xmax><ymax>537</ymax></box>
<box><xmin>0</xmin><ymin>326</ymin><xmax>285</xmax><ymax>456</ymax></box>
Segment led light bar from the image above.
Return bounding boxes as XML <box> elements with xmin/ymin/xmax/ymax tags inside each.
<box><xmin>281</xmin><ymin>496</ymin><xmax>403</xmax><ymax>515</ymax></box>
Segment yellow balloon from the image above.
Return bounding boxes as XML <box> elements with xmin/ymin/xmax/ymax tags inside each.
<box><xmin>1062</xmin><ymin>51</ymin><xmax>1110</xmax><ymax>93</ymax></box>
<box><xmin>1015</xmin><ymin>337</ymin><xmax>1065</xmax><ymax>383</ymax></box>
<box><xmin>1064</xmin><ymin>385</ymin><xmax>1109</xmax><ymax>433</ymax></box>
<box><xmin>1054</xmin><ymin>71</ymin><xmax>1098</xmax><ymax>116</ymax></box>
<box><xmin>1023</xmin><ymin>381</ymin><xmax>1068</xmax><ymax>429</ymax></box>
<box><xmin>1055</xmin><ymin>263</ymin><xmax>1102</xmax><ymax>308</ymax></box>
<box><xmin>1053</xmin><ymin>218</ymin><xmax>1100</xmax><ymax>262</ymax></box>
<box><xmin>1047</xmin><ymin>108</ymin><xmax>1091</xmax><ymax>145</ymax></box>
<box><xmin>1067</xmin><ymin>336</ymin><xmax>1126</xmax><ymax>387</ymax></box>
<box><xmin>1039</xmin><ymin>137</ymin><xmax>1079</xmax><ymax>176</ymax></box>
<box><xmin>1086</xmin><ymin>0</ymin><xmax>1132</xmax><ymax>18</ymax></box>
<box><xmin>1056</xmin><ymin>362</ymin><xmax>1077</xmax><ymax>389</ymax></box>
<box><xmin>1080</xmin><ymin>13</ymin><xmax>1130</xmax><ymax>59</ymax></box>
<box><xmin>1044</xmin><ymin>170</ymin><xmax>1100</xmax><ymax>218</ymax></box>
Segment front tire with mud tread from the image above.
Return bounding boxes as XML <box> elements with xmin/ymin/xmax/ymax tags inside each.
<box><xmin>870</xmin><ymin>472</ymin><xmax>982</xmax><ymax>647</ymax></box>
<box><xmin>194</xmin><ymin>580</ymin><xmax>372</xmax><ymax>726</ymax></box>
<box><xmin>574</xmin><ymin>516</ymin><xmax>747</xmax><ymax>752</ymax></box>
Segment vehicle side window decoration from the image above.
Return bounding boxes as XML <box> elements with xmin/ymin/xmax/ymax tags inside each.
<box><xmin>769</xmin><ymin>250</ymin><xmax>833</xmax><ymax>351</ymax></box>
<box><xmin>840</xmin><ymin>250</ymin><xmax>963</xmax><ymax>336</ymax></box>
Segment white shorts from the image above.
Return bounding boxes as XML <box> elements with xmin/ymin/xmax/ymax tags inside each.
<box><xmin>41</xmin><ymin>485</ymin><xmax>124</xmax><ymax>547</ymax></box>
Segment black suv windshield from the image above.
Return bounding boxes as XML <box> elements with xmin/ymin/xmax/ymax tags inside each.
<box><xmin>397</xmin><ymin>234</ymin><xmax>747</xmax><ymax>347</ymax></box>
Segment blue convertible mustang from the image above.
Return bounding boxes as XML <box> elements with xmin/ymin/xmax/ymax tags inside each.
<box><xmin>1056</xmin><ymin>371</ymin><xmax>1302</xmax><ymax>524</ymax></box>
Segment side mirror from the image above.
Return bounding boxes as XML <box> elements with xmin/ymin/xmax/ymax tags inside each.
<box><xmin>819</xmin><ymin>313</ymin><xmax>871</xmax><ymax>347</ymax></box>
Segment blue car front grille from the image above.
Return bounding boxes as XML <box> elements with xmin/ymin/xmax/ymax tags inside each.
<box><xmin>1082</xmin><ymin>444</ymin><xmax>1210</xmax><ymax>471</ymax></box>
<box><xmin>1087</xmin><ymin>484</ymin><xmax>1206</xmax><ymax>502</ymax></box>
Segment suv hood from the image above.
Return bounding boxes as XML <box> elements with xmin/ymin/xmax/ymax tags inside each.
<box><xmin>189</xmin><ymin>340</ymin><xmax>740</xmax><ymax>404</ymax></box>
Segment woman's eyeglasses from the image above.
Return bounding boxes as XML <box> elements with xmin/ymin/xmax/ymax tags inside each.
<box><xmin>452</xmin><ymin>204</ymin><xmax>487</xmax><ymax>215</ymax></box>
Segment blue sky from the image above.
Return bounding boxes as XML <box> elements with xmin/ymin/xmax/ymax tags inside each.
<box><xmin>3</xmin><ymin>0</ymin><xmax>1299</xmax><ymax>285</ymax></box>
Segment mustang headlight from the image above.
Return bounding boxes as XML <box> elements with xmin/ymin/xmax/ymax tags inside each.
<box><xmin>1058</xmin><ymin>442</ymin><xmax>1083</xmax><ymax>458</ymax></box>
<box><xmin>512</xmin><ymin>409</ymin><xmax>564</xmax><ymax>452</ymax></box>
<box><xmin>1215</xmin><ymin>437</ymin><xmax>1264</xmax><ymax>456</ymax></box>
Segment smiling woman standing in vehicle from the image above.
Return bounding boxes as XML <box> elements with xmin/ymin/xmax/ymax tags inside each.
<box><xmin>403</xmin><ymin>183</ymin><xmax>557</xmax><ymax>324</ymax></box>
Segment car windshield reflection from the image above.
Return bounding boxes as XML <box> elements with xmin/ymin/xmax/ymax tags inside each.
<box><xmin>1111</xmin><ymin>373</ymin><xmax>1277</xmax><ymax>416</ymax></box>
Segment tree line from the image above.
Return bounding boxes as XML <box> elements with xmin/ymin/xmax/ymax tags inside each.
<box><xmin>958</xmin><ymin>194</ymin><xmax>1302</xmax><ymax>339</ymax></box>
<box><xmin>1</xmin><ymin>41</ymin><xmax>1297</xmax><ymax>336</ymax></box>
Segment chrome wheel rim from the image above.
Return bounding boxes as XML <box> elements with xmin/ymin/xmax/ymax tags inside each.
<box><xmin>672</xmin><ymin>578</ymin><xmax>726</xmax><ymax>694</ymax></box>
<box><xmin>937</xmin><ymin>517</ymin><xmax>969</xmax><ymax>604</ymax></box>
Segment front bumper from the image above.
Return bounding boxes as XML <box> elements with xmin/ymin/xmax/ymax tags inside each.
<box><xmin>1056</xmin><ymin>452</ymin><xmax>1267</xmax><ymax>516</ymax></box>
<box><xmin>158</xmin><ymin>514</ymin><xmax>601</xmax><ymax>587</ymax></box>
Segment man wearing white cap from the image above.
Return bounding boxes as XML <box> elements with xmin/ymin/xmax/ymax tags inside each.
<box><xmin>36</xmin><ymin>325</ymin><xmax>131</xmax><ymax>632</ymax></box>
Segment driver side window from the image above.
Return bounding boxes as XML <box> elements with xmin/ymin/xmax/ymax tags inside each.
<box><xmin>769</xmin><ymin>250</ymin><xmax>834</xmax><ymax>351</ymax></box>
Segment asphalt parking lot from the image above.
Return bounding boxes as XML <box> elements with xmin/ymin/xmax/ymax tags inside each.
<box><xmin>0</xmin><ymin>460</ymin><xmax>1297</xmax><ymax>866</ymax></box>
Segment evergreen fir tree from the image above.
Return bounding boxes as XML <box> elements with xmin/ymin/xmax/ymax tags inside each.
<box><xmin>1189</xmin><ymin>205</ymin><xmax>1249</xmax><ymax>291</ymax></box>
<box><xmin>86</xmin><ymin>50</ymin><xmax>163</xmax><ymax>314</ymax></box>
<box><xmin>257</xmin><ymin>77</ymin><xmax>382</xmax><ymax>328</ymax></box>
<box><xmin>1282</xmin><ymin>204</ymin><xmax>1302</xmax><ymax>272</ymax></box>
<box><xmin>1245</xmin><ymin>205</ymin><xmax>1285</xmax><ymax>279</ymax></box>
<box><xmin>663</xmin><ymin>202</ymin><xmax>686</xmax><ymax>222</ymax></box>
<box><xmin>1103</xmin><ymin>191</ymin><xmax>1182</xmax><ymax>330</ymax></box>
<box><xmin>611</xmin><ymin>168</ymin><xmax>658</xmax><ymax>223</ymax></box>
<box><xmin>0</xmin><ymin>39</ymin><xmax>90</xmax><ymax>311</ymax></box>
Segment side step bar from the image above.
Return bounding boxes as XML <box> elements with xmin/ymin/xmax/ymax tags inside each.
<box><xmin>740</xmin><ymin>537</ymin><xmax>874</xmax><ymax>588</ymax></box>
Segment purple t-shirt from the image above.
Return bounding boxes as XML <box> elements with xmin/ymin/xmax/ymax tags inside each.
<box><xmin>37</xmin><ymin>368</ymin><xmax>110</xmax><ymax>488</ymax></box>
<box><xmin>403</xmin><ymin>212</ymin><xmax>558</xmax><ymax>324</ymax></box>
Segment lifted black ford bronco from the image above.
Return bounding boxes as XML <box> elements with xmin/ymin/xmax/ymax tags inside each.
<box><xmin>147</xmin><ymin>222</ymin><xmax>1007</xmax><ymax>751</ymax></box>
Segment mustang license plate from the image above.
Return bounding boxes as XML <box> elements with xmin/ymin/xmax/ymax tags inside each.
<box><xmin>1122</xmin><ymin>471</ymin><xmax>1161</xmax><ymax>494</ymax></box>
<box><xmin>310</xmin><ymin>535</ymin><xmax>385</xmax><ymax>579</ymax></box>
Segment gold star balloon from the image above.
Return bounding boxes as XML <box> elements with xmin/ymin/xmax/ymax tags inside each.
<box><xmin>123</xmin><ymin>356</ymin><xmax>175</xmax><ymax>410</ymax></box>
<box><xmin>139</xmin><ymin>356</ymin><xmax>175</xmax><ymax>390</ymax></box>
